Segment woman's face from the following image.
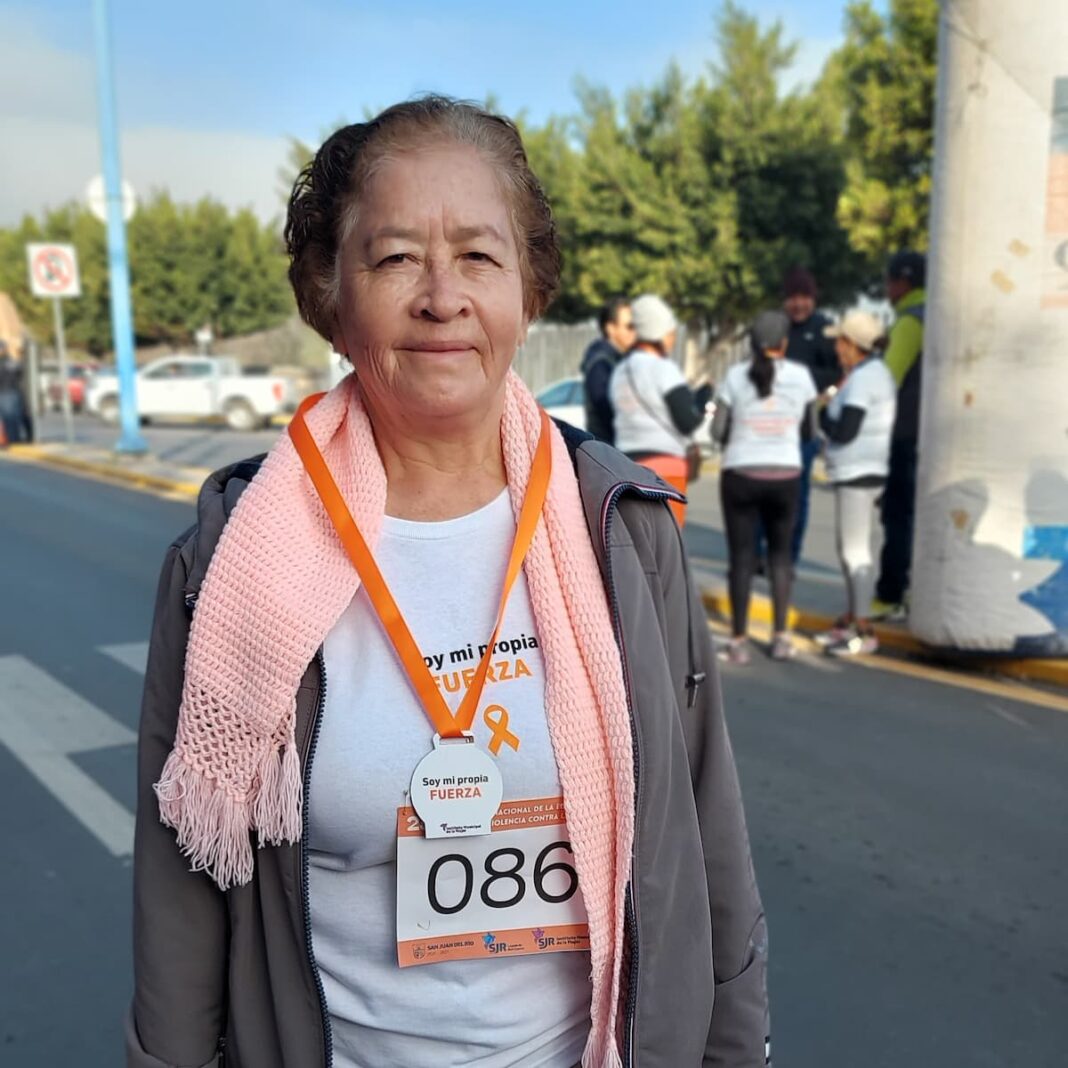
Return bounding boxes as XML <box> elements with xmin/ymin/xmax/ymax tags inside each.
<box><xmin>332</xmin><ymin>143</ymin><xmax>527</xmax><ymax>429</ymax></box>
<box><xmin>836</xmin><ymin>335</ymin><xmax>862</xmax><ymax>369</ymax></box>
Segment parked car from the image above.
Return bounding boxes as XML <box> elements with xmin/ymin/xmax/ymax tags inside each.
<box><xmin>536</xmin><ymin>374</ymin><xmax>715</xmax><ymax>452</ymax></box>
<box><xmin>85</xmin><ymin>355</ymin><xmax>295</xmax><ymax>431</ymax></box>
<box><xmin>46</xmin><ymin>363</ymin><xmax>96</xmax><ymax>413</ymax></box>
<box><xmin>535</xmin><ymin>376</ymin><xmax>587</xmax><ymax>431</ymax></box>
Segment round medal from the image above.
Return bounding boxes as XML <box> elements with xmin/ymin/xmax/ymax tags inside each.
<box><xmin>409</xmin><ymin>733</ymin><xmax>504</xmax><ymax>839</ymax></box>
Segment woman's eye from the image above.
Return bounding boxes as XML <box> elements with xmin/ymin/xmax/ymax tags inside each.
<box><xmin>377</xmin><ymin>253</ymin><xmax>409</xmax><ymax>267</ymax></box>
<box><xmin>463</xmin><ymin>251</ymin><xmax>494</xmax><ymax>263</ymax></box>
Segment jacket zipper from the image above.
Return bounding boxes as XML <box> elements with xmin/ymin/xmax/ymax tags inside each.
<box><xmin>598</xmin><ymin>480</ymin><xmax>684</xmax><ymax>1068</ymax></box>
<box><xmin>301</xmin><ymin>649</ymin><xmax>334</xmax><ymax>1067</ymax></box>
<box><xmin>193</xmin><ymin>476</ymin><xmax>682</xmax><ymax>1068</ymax></box>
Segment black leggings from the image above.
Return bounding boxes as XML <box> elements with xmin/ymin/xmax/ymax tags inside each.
<box><xmin>720</xmin><ymin>470</ymin><xmax>801</xmax><ymax>635</ymax></box>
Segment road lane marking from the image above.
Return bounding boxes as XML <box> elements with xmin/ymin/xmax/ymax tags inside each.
<box><xmin>0</xmin><ymin>655</ymin><xmax>136</xmax><ymax>856</ymax></box>
<box><xmin>100</xmin><ymin>641</ymin><xmax>149</xmax><ymax>676</ymax></box>
<box><xmin>986</xmin><ymin>704</ymin><xmax>1034</xmax><ymax>730</ymax></box>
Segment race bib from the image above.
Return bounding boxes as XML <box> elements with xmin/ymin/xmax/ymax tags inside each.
<box><xmin>396</xmin><ymin>796</ymin><xmax>590</xmax><ymax>968</ymax></box>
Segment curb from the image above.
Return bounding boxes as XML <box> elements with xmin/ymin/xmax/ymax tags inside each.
<box><xmin>6</xmin><ymin>445</ymin><xmax>203</xmax><ymax>500</ymax></box>
<box><xmin>701</xmin><ymin>587</ymin><xmax>1068</xmax><ymax>689</ymax></box>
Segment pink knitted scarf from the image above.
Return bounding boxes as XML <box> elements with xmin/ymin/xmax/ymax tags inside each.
<box><xmin>155</xmin><ymin>371</ymin><xmax>634</xmax><ymax>1067</ymax></box>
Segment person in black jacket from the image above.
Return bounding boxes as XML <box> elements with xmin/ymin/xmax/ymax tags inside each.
<box><xmin>580</xmin><ymin>297</ymin><xmax>634</xmax><ymax>444</ymax></box>
<box><xmin>0</xmin><ymin>342</ymin><xmax>31</xmax><ymax>445</ymax></box>
<box><xmin>780</xmin><ymin>267</ymin><xmax>840</xmax><ymax>561</ymax></box>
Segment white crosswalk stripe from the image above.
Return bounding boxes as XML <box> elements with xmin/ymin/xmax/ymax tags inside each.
<box><xmin>0</xmin><ymin>655</ymin><xmax>137</xmax><ymax>857</ymax></box>
<box><xmin>99</xmin><ymin>641</ymin><xmax>149</xmax><ymax>676</ymax></box>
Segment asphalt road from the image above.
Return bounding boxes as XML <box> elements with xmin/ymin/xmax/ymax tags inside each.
<box><xmin>0</xmin><ymin>456</ymin><xmax>1065</xmax><ymax>1066</ymax></box>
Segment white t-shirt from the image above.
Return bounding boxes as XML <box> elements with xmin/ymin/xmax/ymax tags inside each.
<box><xmin>310</xmin><ymin>490</ymin><xmax>591</xmax><ymax>1068</ymax></box>
<box><xmin>824</xmin><ymin>357</ymin><xmax>897</xmax><ymax>483</ymax></box>
<box><xmin>609</xmin><ymin>350</ymin><xmax>689</xmax><ymax>457</ymax></box>
<box><xmin>715</xmin><ymin>359</ymin><xmax>817</xmax><ymax>470</ymax></box>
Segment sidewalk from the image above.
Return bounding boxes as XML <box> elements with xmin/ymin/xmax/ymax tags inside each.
<box><xmin>684</xmin><ymin>474</ymin><xmax>1068</xmax><ymax>689</ymax></box>
<box><xmin>5</xmin><ymin>439</ymin><xmax>1066</xmax><ymax>689</ymax></box>
<box><xmin>5</xmin><ymin>441</ymin><xmax>208</xmax><ymax>499</ymax></box>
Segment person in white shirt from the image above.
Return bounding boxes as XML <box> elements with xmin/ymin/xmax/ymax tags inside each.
<box><xmin>609</xmin><ymin>294</ymin><xmax>712</xmax><ymax>527</ymax></box>
<box><xmin>817</xmin><ymin>309</ymin><xmax>896</xmax><ymax>656</ymax></box>
<box><xmin>711</xmin><ymin>310</ymin><xmax>817</xmax><ymax>664</ymax></box>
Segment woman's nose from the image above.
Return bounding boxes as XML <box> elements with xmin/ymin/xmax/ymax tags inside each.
<box><xmin>414</xmin><ymin>261</ymin><xmax>470</xmax><ymax>322</ymax></box>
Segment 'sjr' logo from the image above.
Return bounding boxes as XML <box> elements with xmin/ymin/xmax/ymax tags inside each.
<box><xmin>484</xmin><ymin>933</ymin><xmax>509</xmax><ymax>954</ymax></box>
<box><xmin>484</xmin><ymin>932</ymin><xmax>510</xmax><ymax>954</ymax></box>
<box><xmin>533</xmin><ymin>927</ymin><xmax>556</xmax><ymax>950</ymax></box>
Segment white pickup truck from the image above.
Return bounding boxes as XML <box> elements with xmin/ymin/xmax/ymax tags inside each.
<box><xmin>86</xmin><ymin>355</ymin><xmax>295</xmax><ymax>431</ymax></box>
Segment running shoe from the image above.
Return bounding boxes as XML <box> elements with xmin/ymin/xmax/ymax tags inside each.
<box><xmin>815</xmin><ymin>617</ymin><xmax>852</xmax><ymax>648</ymax></box>
<box><xmin>869</xmin><ymin>598</ymin><xmax>907</xmax><ymax>623</ymax></box>
<box><xmin>718</xmin><ymin>637</ymin><xmax>751</xmax><ymax>665</ymax></box>
<box><xmin>825</xmin><ymin>630</ymin><xmax>879</xmax><ymax>657</ymax></box>
<box><xmin>770</xmin><ymin>633</ymin><xmax>796</xmax><ymax>661</ymax></box>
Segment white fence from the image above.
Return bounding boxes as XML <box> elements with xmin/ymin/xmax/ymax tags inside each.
<box><xmin>513</xmin><ymin>321</ymin><xmax>600</xmax><ymax>394</ymax></box>
<box><xmin>514</xmin><ymin>319</ymin><xmax>750</xmax><ymax>397</ymax></box>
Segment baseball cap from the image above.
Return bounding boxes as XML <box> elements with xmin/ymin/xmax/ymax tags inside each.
<box><xmin>887</xmin><ymin>251</ymin><xmax>926</xmax><ymax>286</ymax></box>
<box><xmin>824</xmin><ymin>309</ymin><xmax>884</xmax><ymax>352</ymax></box>
<box><xmin>630</xmin><ymin>294</ymin><xmax>677</xmax><ymax>343</ymax></box>
<box><xmin>750</xmin><ymin>309</ymin><xmax>790</xmax><ymax>351</ymax></box>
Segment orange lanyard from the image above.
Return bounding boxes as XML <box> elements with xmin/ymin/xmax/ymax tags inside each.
<box><xmin>289</xmin><ymin>393</ymin><xmax>552</xmax><ymax>740</ymax></box>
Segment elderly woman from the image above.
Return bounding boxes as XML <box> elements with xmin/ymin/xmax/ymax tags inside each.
<box><xmin>128</xmin><ymin>97</ymin><xmax>767</xmax><ymax>1068</ymax></box>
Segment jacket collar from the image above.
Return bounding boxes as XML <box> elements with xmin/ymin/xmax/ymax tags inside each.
<box><xmin>894</xmin><ymin>287</ymin><xmax>926</xmax><ymax>314</ymax></box>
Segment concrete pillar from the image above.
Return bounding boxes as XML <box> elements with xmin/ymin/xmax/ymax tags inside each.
<box><xmin>910</xmin><ymin>0</ymin><xmax>1068</xmax><ymax>654</ymax></box>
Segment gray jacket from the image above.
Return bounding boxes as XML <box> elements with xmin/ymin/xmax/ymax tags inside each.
<box><xmin>128</xmin><ymin>428</ymin><xmax>769</xmax><ymax>1068</ymax></box>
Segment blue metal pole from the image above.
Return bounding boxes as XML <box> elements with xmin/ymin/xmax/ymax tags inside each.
<box><xmin>92</xmin><ymin>0</ymin><xmax>146</xmax><ymax>453</ymax></box>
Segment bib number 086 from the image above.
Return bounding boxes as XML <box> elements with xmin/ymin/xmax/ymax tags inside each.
<box><xmin>427</xmin><ymin>840</ymin><xmax>578</xmax><ymax>915</ymax></box>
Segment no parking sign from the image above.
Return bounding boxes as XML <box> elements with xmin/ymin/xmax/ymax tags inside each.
<box><xmin>26</xmin><ymin>243</ymin><xmax>82</xmax><ymax>299</ymax></box>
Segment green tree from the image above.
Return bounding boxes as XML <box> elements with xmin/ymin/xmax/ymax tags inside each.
<box><xmin>566</xmin><ymin>76</ymin><xmax>703</xmax><ymax>319</ymax></box>
<box><xmin>0</xmin><ymin>195</ymin><xmax>294</xmax><ymax>354</ymax></box>
<box><xmin>517</xmin><ymin>114</ymin><xmax>586</xmax><ymax>321</ymax></box>
<box><xmin>271</xmin><ymin>6</ymin><xmax>907</xmax><ymax>330</ymax></box>
<box><xmin>708</xmin><ymin>2</ymin><xmax>863</xmax><ymax>320</ymax></box>
<box><xmin>552</xmin><ymin>3</ymin><xmax>858</xmax><ymax>332</ymax></box>
<box><xmin>0</xmin><ymin>206</ymin><xmax>111</xmax><ymax>353</ymax></box>
<box><xmin>830</xmin><ymin>0</ymin><xmax>939</xmax><ymax>259</ymax></box>
<box><xmin>216</xmin><ymin>208</ymin><xmax>293</xmax><ymax>336</ymax></box>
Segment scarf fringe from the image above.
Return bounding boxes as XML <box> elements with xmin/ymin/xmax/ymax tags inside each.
<box><xmin>582</xmin><ymin>1041</ymin><xmax>623</xmax><ymax>1068</ymax></box>
<box><xmin>254</xmin><ymin>740</ymin><xmax>303</xmax><ymax>846</ymax></box>
<box><xmin>155</xmin><ymin>744</ymin><xmax>301</xmax><ymax>890</ymax></box>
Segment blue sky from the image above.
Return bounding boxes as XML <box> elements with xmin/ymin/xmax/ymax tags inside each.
<box><xmin>2</xmin><ymin>0</ymin><xmax>861</xmax><ymax>225</ymax></box>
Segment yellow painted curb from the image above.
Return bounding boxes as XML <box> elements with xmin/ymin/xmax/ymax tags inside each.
<box><xmin>701</xmin><ymin>586</ymin><xmax>1068</xmax><ymax>688</ymax></box>
<box><xmin>6</xmin><ymin>445</ymin><xmax>202</xmax><ymax>500</ymax></box>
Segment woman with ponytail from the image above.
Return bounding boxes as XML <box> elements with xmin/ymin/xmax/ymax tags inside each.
<box><xmin>711</xmin><ymin>310</ymin><xmax>818</xmax><ymax>664</ymax></box>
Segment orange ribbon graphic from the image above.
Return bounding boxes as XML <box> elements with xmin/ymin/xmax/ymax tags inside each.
<box><xmin>483</xmin><ymin>704</ymin><xmax>521</xmax><ymax>756</ymax></box>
